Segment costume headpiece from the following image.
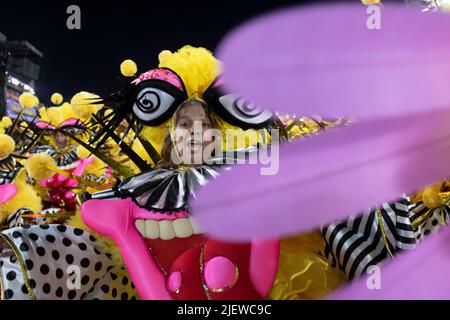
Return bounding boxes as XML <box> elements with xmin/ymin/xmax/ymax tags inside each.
<box><xmin>83</xmin><ymin>45</ymin><xmax>279</xmax><ymax>177</ymax></box>
<box><xmin>129</xmin><ymin>46</ymin><xmax>273</xmax><ymax>129</ymax></box>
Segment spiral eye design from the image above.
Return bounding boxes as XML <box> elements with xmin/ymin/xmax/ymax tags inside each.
<box><xmin>136</xmin><ymin>90</ymin><xmax>161</xmax><ymax>113</ymax></box>
<box><xmin>232</xmin><ymin>97</ymin><xmax>265</xmax><ymax>118</ymax></box>
<box><xmin>132</xmin><ymin>86</ymin><xmax>181</xmax><ymax>126</ymax></box>
<box><xmin>216</xmin><ymin>94</ymin><xmax>273</xmax><ymax>128</ymax></box>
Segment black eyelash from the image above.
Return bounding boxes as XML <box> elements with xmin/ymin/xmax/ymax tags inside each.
<box><xmin>59</xmin><ymin>121</ymin><xmax>88</xmax><ymax>135</ymax></box>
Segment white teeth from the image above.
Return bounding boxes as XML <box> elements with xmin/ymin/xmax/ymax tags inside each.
<box><xmin>135</xmin><ymin>220</ymin><xmax>146</xmax><ymax>235</ymax></box>
<box><xmin>189</xmin><ymin>217</ymin><xmax>202</xmax><ymax>234</ymax></box>
<box><xmin>158</xmin><ymin>221</ymin><xmax>175</xmax><ymax>240</ymax></box>
<box><xmin>135</xmin><ymin>217</ymin><xmax>202</xmax><ymax>240</ymax></box>
<box><xmin>144</xmin><ymin>220</ymin><xmax>160</xmax><ymax>239</ymax></box>
<box><xmin>173</xmin><ymin>218</ymin><xmax>193</xmax><ymax>238</ymax></box>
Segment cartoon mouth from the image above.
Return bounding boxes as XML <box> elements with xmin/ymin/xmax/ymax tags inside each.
<box><xmin>81</xmin><ymin>198</ymin><xmax>279</xmax><ymax>300</ymax></box>
<box><xmin>134</xmin><ymin>217</ymin><xmax>202</xmax><ymax>240</ymax></box>
<box><xmin>136</xmin><ymin>216</ymin><xmax>207</xmax><ymax>279</ymax></box>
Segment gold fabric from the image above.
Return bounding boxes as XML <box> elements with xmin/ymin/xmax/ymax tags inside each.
<box><xmin>269</xmin><ymin>231</ymin><xmax>347</xmax><ymax>300</ymax></box>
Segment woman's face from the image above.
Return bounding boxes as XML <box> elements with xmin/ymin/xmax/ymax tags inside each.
<box><xmin>54</xmin><ymin>131</ymin><xmax>68</xmax><ymax>148</ymax></box>
<box><xmin>172</xmin><ymin>103</ymin><xmax>215</xmax><ymax>166</ymax></box>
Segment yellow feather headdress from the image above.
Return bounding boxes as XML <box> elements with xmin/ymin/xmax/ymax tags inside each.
<box><xmin>39</xmin><ymin>92</ymin><xmax>103</xmax><ymax>127</ymax></box>
<box><xmin>140</xmin><ymin>45</ymin><xmax>266</xmax><ymax>152</ymax></box>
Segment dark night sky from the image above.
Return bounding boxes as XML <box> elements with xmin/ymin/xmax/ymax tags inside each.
<box><xmin>1</xmin><ymin>0</ymin><xmax>314</xmax><ymax>104</ymax></box>
<box><xmin>2</xmin><ymin>0</ymin><xmax>403</xmax><ymax>104</ymax></box>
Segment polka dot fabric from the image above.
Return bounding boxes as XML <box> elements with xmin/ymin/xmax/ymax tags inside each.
<box><xmin>0</xmin><ymin>244</ymin><xmax>30</xmax><ymax>300</ymax></box>
<box><xmin>0</xmin><ymin>225</ymin><xmax>138</xmax><ymax>300</ymax></box>
<box><xmin>408</xmin><ymin>202</ymin><xmax>450</xmax><ymax>241</ymax></box>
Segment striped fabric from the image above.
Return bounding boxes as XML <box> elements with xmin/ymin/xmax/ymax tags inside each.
<box><xmin>322</xmin><ymin>196</ymin><xmax>449</xmax><ymax>279</ymax></box>
<box><xmin>29</xmin><ymin>145</ymin><xmax>79</xmax><ymax>167</ymax></box>
<box><xmin>87</xmin><ymin>147</ymin><xmax>258</xmax><ymax>212</ymax></box>
<box><xmin>89</xmin><ymin>165</ymin><xmax>224</xmax><ymax>211</ymax></box>
<box><xmin>0</xmin><ymin>168</ymin><xmax>20</xmax><ymax>185</ymax></box>
<box><xmin>5</xmin><ymin>208</ymin><xmax>60</xmax><ymax>229</ymax></box>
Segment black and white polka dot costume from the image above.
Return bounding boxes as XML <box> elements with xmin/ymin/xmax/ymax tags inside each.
<box><xmin>0</xmin><ymin>224</ymin><xmax>138</xmax><ymax>300</ymax></box>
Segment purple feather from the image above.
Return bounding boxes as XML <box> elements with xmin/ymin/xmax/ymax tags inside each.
<box><xmin>191</xmin><ymin>3</ymin><xmax>450</xmax><ymax>240</ymax></box>
<box><xmin>217</xmin><ymin>4</ymin><xmax>450</xmax><ymax>120</ymax></box>
<box><xmin>189</xmin><ymin>2</ymin><xmax>450</xmax><ymax>300</ymax></box>
<box><xmin>192</xmin><ymin>109</ymin><xmax>450</xmax><ymax>240</ymax></box>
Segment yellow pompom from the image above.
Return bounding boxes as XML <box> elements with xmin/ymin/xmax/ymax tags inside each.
<box><xmin>23</xmin><ymin>153</ymin><xmax>57</xmax><ymax>181</ymax></box>
<box><xmin>0</xmin><ymin>134</ymin><xmax>15</xmax><ymax>159</ymax></box>
<box><xmin>32</xmin><ymin>95</ymin><xmax>40</xmax><ymax>107</ymax></box>
<box><xmin>1</xmin><ymin>117</ymin><xmax>12</xmax><ymax>128</ymax></box>
<box><xmin>51</xmin><ymin>92</ymin><xmax>64</xmax><ymax>105</ymax></box>
<box><xmin>120</xmin><ymin>59</ymin><xmax>138</xmax><ymax>77</ymax></box>
<box><xmin>158</xmin><ymin>50</ymin><xmax>172</xmax><ymax>62</ymax></box>
<box><xmin>422</xmin><ymin>187</ymin><xmax>443</xmax><ymax>209</ymax></box>
<box><xmin>45</xmin><ymin>107</ymin><xmax>64</xmax><ymax>126</ymax></box>
<box><xmin>19</xmin><ymin>92</ymin><xmax>39</xmax><ymax>108</ymax></box>
<box><xmin>71</xmin><ymin>91</ymin><xmax>103</xmax><ymax>119</ymax></box>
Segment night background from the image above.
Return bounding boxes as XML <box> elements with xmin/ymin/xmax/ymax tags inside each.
<box><xmin>1</xmin><ymin>0</ymin><xmax>326</xmax><ymax>105</ymax></box>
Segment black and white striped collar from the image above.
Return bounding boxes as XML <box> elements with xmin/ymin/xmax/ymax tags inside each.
<box><xmin>87</xmin><ymin>146</ymin><xmax>259</xmax><ymax>212</ymax></box>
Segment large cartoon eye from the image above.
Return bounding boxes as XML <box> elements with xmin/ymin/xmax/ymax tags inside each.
<box><xmin>136</xmin><ymin>88</ymin><xmax>163</xmax><ymax>113</ymax></box>
<box><xmin>203</xmin><ymin>78</ymin><xmax>273</xmax><ymax>129</ymax></box>
<box><xmin>133</xmin><ymin>87</ymin><xmax>185</xmax><ymax>125</ymax></box>
<box><xmin>220</xmin><ymin>95</ymin><xmax>268</xmax><ymax>119</ymax></box>
<box><xmin>131</xmin><ymin>69</ymin><xmax>188</xmax><ymax>126</ymax></box>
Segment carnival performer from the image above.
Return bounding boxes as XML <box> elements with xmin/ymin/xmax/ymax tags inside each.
<box><xmin>80</xmin><ymin>45</ymin><xmax>349</xmax><ymax>300</ymax></box>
